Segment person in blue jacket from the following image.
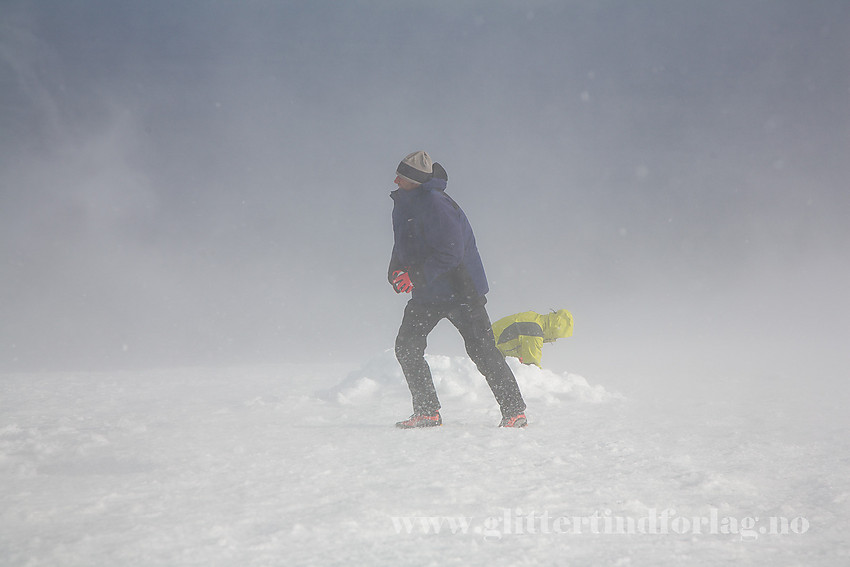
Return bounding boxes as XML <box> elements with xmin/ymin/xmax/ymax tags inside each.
<box><xmin>388</xmin><ymin>151</ymin><xmax>527</xmax><ymax>428</ymax></box>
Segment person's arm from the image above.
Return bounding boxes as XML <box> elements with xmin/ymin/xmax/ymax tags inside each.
<box><xmin>419</xmin><ymin>197</ymin><xmax>464</xmax><ymax>287</ymax></box>
<box><xmin>518</xmin><ymin>335</ymin><xmax>544</xmax><ymax>367</ymax></box>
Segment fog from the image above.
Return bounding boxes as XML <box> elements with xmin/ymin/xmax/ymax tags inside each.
<box><xmin>2</xmin><ymin>1</ymin><xmax>848</xmax><ymax>400</ymax></box>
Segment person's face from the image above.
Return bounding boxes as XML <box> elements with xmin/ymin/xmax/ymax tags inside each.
<box><xmin>394</xmin><ymin>175</ymin><xmax>420</xmax><ymax>191</ymax></box>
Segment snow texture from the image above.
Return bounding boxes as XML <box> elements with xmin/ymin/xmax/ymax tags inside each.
<box><xmin>1</xmin><ymin>354</ymin><xmax>847</xmax><ymax>566</ymax></box>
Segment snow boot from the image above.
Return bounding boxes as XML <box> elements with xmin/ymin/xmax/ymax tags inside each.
<box><xmin>396</xmin><ymin>411</ymin><xmax>442</xmax><ymax>429</ymax></box>
<box><xmin>499</xmin><ymin>413</ymin><xmax>528</xmax><ymax>428</ymax></box>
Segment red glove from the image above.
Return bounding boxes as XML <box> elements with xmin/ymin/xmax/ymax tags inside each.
<box><xmin>392</xmin><ymin>270</ymin><xmax>414</xmax><ymax>293</ymax></box>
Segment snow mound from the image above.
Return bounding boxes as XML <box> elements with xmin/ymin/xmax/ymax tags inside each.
<box><xmin>323</xmin><ymin>350</ymin><xmax>620</xmax><ymax>405</ymax></box>
<box><xmin>505</xmin><ymin>357</ymin><xmax>621</xmax><ymax>403</ymax></box>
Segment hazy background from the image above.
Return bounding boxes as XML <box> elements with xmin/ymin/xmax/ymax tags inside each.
<box><xmin>2</xmin><ymin>1</ymin><xmax>848</xmax><ymax>400</ymax></box>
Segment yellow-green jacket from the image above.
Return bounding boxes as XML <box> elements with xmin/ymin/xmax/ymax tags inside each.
<box><xmin>492</xmin><ymin>309</ymin><xmax>574</xmax><ymax>367</ymax></box>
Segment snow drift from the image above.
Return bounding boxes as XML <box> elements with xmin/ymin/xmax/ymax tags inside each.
<box><xmin>326</xmin><ymin>351</ymin><xmax>618</xmax><ymax>409</ymax></box>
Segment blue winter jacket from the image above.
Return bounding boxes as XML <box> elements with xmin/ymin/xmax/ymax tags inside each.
<box><xmin>389</xmin><ymin>176</ymin><xmax>489</xmax><ymax>304</ymax></box>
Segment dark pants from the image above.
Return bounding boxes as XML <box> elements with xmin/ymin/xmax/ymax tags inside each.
<box><xmin>395</xmin><ymin>300</ymin><xmax>527</xmax><ymax>418</ymax></box>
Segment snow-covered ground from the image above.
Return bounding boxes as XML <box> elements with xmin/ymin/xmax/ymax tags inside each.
<box><xmin>1</xmin><ymin>352</ymin><xmax>847</xmax><ymax>566</ymax></box>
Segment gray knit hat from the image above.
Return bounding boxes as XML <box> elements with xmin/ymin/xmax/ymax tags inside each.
<box><xmin>396</xmin><ymin>150</ymin><xmax>433</xmax><ymax>184</ymax></box>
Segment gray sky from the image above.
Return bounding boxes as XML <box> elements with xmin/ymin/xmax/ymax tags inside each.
<box><xmin>2</xmin><ymin>1</ymin><xmax>848</xmax><ymax>382</ymax></box>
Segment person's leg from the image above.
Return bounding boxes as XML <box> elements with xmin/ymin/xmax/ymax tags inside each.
<box><xmin>448</xmin><ymin>302</ymin><xmax>527</xmax><ymax>418</ymax></box>
<box><xmin>395</xmin><ymin>301</ymin><xmax>445</xmax><ymax>415</ymax></box>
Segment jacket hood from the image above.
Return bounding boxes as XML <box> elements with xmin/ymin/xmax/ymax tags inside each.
<box><xmin>390</xmin><ymin>175</ymin><xmax>447</xmax><ymax>201</ymax></box>
<box><xmin>541</xmin><ymin>309</ymin><xmax>574</xmax><ymax>339</ymax></box>
<box><xmin>419</xmin><ymin>176</ymin><xmax>447</xmax><ymax>192</ymax></box>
